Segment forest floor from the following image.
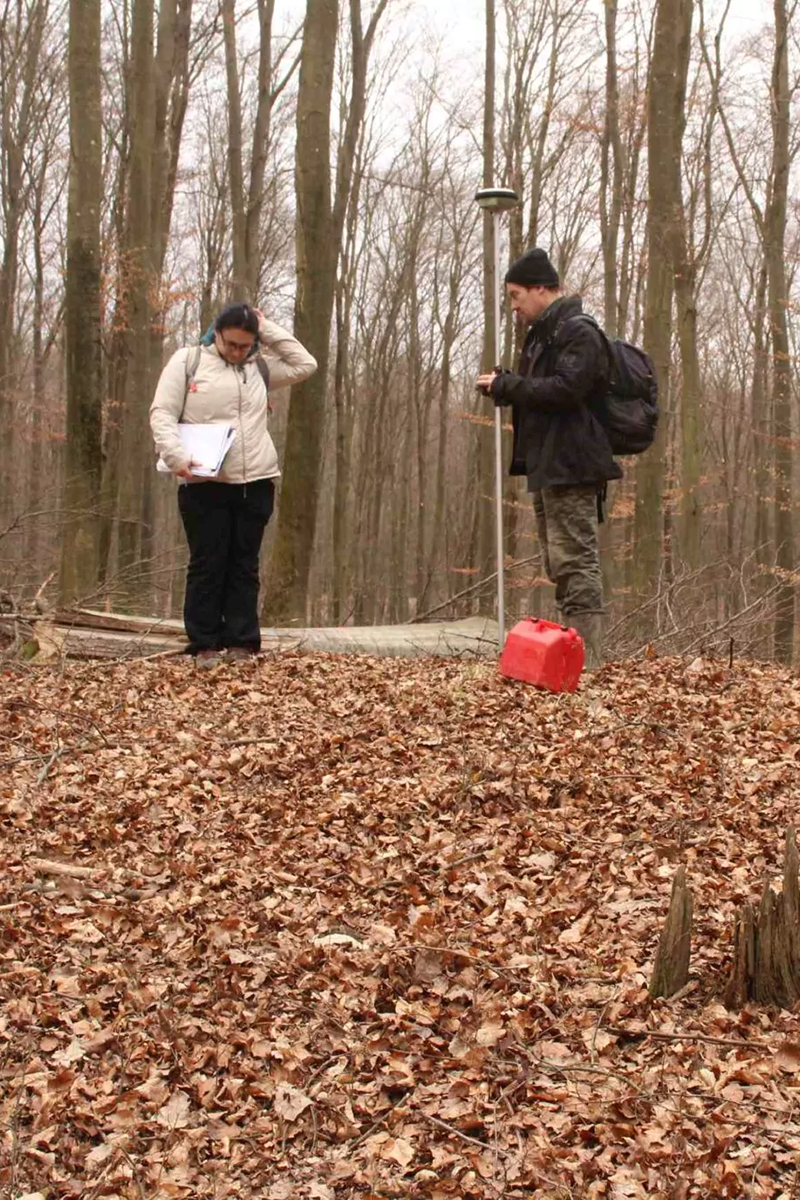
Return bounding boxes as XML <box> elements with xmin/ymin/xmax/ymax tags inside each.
<box><xmin>2</xmin><ymin>649</ymin><xmax>800</xmax><ymax>1199</ymax></box>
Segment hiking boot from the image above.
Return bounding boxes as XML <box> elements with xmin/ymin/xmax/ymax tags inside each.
<box><xmin>195</xmin><ymin>649</ymin><xmax>224</xmax><ymax>668</ymax></box>
<box><xmin>226</xmin><ymin>646</ymin><xmax>256</xmax><ymax>662</ymax></box>
<box><xmin>566</xmin><ymin>612</ymin><xmax>604</xmax><ymax>671</ymax></box>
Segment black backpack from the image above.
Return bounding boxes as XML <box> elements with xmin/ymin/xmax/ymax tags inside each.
<box><xmin>568</xmin><ymin>314</ymin><xmax>658</xmax><ymax>456</ymax></box>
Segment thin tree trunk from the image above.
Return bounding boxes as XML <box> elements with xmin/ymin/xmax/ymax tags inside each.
<box><xmin>477</xmin><ymin>0</ymin><xmax>497</xmax><ymax>600</ymax></box>
<box><xmin>262</xmin><ymin>0</ymin><xmax>339</xmax><ymax>623</ymax></box>
<box><xmin>767</xmin><ymin>0</ymin><xmax>794</xmax><ymax>662</ymax></box>
<box><xmin>0</xmin><ymin>0</ymin><xmax>48</xmax><ymax>518</ymax></box>
<box><xmin>265</xmin><ymin>0</ymin><xmax>389</xmax><ymax>623</ymax></box>
<box><xmin>634</xmin><ymin>0</ymin><xmax>692</xmax><ymax>601</ymax></box>
<box><xmin>114</xmin><ymin>0</ymin><xmax>156</xmax><ymax>605</ymax></box>
<box><xmin>222</xmin><ymin>0</ymin><xmax>247</xmax><ymax>296</ymax></box>
<box><xmin>600</xmin><ymin>0</ymin><xmax>623</xmax><ymax>338</ymax></box>
<box><xmin>60</xmin><ymin>0</ymin><xmax>102</xmax><ymax>605</ymax></box>
<box><xmin>752</xmin><ymin>262</ymin><xmax>770</xmax><ymax>561</ymax></box>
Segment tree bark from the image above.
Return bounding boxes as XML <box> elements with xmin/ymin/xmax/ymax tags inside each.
<box><xmin>767</xmin><ymin>0</ymin><xmax>794</xmax><ymax>663</ymax></box>
<box><xmin>0</xmin><ymin>0</ymin><xmax>49</xmax><ymax>517</ymax></box>
<box><xmin>725</xmin><ymin>828</ymin><xmax>800</xmax><ymax>1009</ymax></box>
<box><xmin>60</xmin><ymin>0</ymin><xmax>102</xmax><ymax>606</ymax></box>
<box><xmin>634</xmin><ymin>0</ymin><xmax>692</xmax><ymax>602</ymax></box>
<box><xmin>649</xmin><ymin>865</ymin><xmax>693</xmax><ymax>999</ymax></box>
<box><xmin>600</xmin><ymin>0</ymin><xmax>623</xmax><ymax>338</ymax></box>
<box><xmin>477</xmin><ymin>0</ymin><xmax>497</xmax><ymax>600</ymax></box>
<box><xmin>114</xmin><ymin>0</ymin><xmax>157</xmax><ymax>605</ymax></box>
<box><xmin>262</xmin><ymin>0</ymin><xmax>338</xmax><ymax>623</ymax></box>
<box><xmin>265</xmin><ymin>0</ymin><xmax>389</xmax><ymax>623</ymax></box>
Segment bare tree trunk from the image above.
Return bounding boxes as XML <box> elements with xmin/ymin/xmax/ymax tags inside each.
<box><xmin>600</xmin><ymin>0</ymin><xmax>623</xmax><ymax>338</ymax></box>
<box><xmin>152</xmin><ymin>0</ymin><xmax>193</xmax><ymax>281</ymax></box>
<box><xmin>332</xmin><ymin>266</ymin><xmax>354</xmax><ymax>622</ymax></box>
<box><xmin>222</xmin><ymin>0</ymin><xmax>278</xmax><ymax>301</ymax></box>
<box><xmin>114</xmin><ymin>0</ymin><xmax>156</xmax><ymax>605</ymax></box>
<box><xmin>767</xmin><ymin>0</ymin><xmax>794</xmax><ymax>663</ymax></box>
<box><xmin>25</xmin><ymin>78</ymin><xmax>66</xmax><ymax>568</ymax></box>
<box><xmin>0</xmin><ymin>0</ymin><xmax>49</xmax><ymax>517</ymax></box>
<box><xmin>265</xmin><ymin>0</ymin><xmax>389</xmax><ymax>623</ymax></box>
<box><xmin>263</xmin><ymin>0</ymin><xmax>338</xmax><ymax>623</ymax></box>
<box><xmin>60</xmin><ymin>0</ymin><xmax>102</xmax><ymax>605</ymax></box>
<box><xmin>752</xmin><ymin>262</ymin><xmax>771</xmax><ymax>562</ymax></box>
<box><xmin>222</xmin><ymin>0</ymin><xmax>247</xmax><ymax>295</ymax></box>
<box><xmin>477</xmin><ymin>0</ymin><xmax>497</xmax><ymax>600</ymax></box>
<box><xmin>634</xmin><ymin>0</ymin><xmax>692</xmax><ymax>601</ymax></box>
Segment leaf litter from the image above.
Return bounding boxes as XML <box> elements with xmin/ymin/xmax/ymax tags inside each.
<box><xmin>2</xmin><ymin>651</ymin><xmax>800</xmax><ymax>1197</ymax></box>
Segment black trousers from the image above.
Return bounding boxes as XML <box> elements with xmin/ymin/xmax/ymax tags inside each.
<box><xmin>178</xmin><ymin>478</ymin><xmax>275</xmax><ymax>654</ymax></box>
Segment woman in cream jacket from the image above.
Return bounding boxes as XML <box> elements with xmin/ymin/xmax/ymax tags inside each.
<box><xmin>150</xmin><ymin>303</ymin><xmax>316</xmax><ymax>664</ymax></box>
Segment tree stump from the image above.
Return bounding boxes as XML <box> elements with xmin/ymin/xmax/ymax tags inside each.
<box><xmin>649</xmin><ymin>865</ymin><xmax>693</xmax><ymax>999</ymax></box>
<box><xmin>725</xmin><ymin>827</ymin><xmax>800</xmax><ymax>1010</ymax></box>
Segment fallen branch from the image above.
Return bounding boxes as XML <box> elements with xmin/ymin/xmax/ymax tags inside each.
<box><xmin>29</xmin><ymin>857</ymin><xmax>101</xmax><ymax>880</ymax></box>
<box><xmin>36</xmin><ymin>746</ymin><xmax>69</xmax><ymax>785</ymax></box>
<box><xmin>418</xmin><ymin>1111</ymin><xmax>513</xmax><ymax>1158</ymax></box>
<box><xmin>350</xmin><ymin>1097</ymin><xmax>406</xmax><ymax>1148</ymax></box>
<box><xmin>411</xmin><ymin>556</ymin><xmax>537</xmax><ymax>623</ymax></box>
<box><xmin>395</xmin><ymin>942</ymin><xmax>524</xmax><ymax>978</ymax></box>
<box><xmin>606</xmin><ymin>1026</ymin><xmax>770</xmax><ymax>1051</ymax></box>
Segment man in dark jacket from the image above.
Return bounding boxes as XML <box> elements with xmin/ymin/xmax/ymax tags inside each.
<box><xmin>476</xmin><ymin>248</ymin><xmax>621</xmax><ymax>667</ymax></box>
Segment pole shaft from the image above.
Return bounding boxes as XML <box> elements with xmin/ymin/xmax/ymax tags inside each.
<box><xmin>493</xmin><ymin>212</ymin><xmax>505</xmax><ymax>649</ymax></box>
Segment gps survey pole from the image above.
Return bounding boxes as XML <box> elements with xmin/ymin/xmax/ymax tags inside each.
<box><xmin>474</xmin><ymin>186</ymin><xmax>520</xmax><ymax>651</ymax></box>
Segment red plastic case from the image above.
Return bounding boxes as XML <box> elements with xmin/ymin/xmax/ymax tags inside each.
<box><xmin>499</xmin><ymin>617</ymin><xmax>585</xmax><ymax>692</ymax></box>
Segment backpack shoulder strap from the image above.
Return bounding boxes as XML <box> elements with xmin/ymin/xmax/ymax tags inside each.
<box><xmin>185</xmin><ymin>344</ymin><xmax>202</xmax><ymax>387</ymax></box>
<box><xmin>559</xmin><ymin>314</ymin><xmax>612</xmax><ymax>386</ymax></box>
<box><xmin>180</xmin><ymin>345</ymin><xmax>203</xmax><ymax>422</ymax></box>
<box><xmin>561</xmin><ymin>312</ymin><xmax>605</xmax><ymax>339</ymax></box>
<box><xmin>254</xmin><ymin>355</ymin><xmax>270</xmax><ymax>390</ymax></box>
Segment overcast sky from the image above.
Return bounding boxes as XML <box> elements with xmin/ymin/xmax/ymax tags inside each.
<box><xmin>270</xmin><ymin>0</ymin><xmax>771</xmax><ymax>51</ymax></box>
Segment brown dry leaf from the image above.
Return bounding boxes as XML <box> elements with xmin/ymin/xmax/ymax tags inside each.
<box><xmin>7</xmin><ymin>653</ymin><xmax>800</xmax><ymax>1196</ymax></box>
<box><xmin>776</xmin><ymin>1041</ymin><xmax>800</xmax><ymax>1072</ymax></box>
<box><xmin>381</xmin><ymin>1136</ymin><xmax>415</xmax><ymax>1167</ymax></box>
<box><xmin>155</xmin><ymin>1091</ymin><xmax>192</xmax><ymax>1129</ymax></box>
<box><xmin>273</xmin><ymin>1082</ymin><xmax>312</xmax><ymax>1121</ymax></box>
<box><xmin>558</xmin><ymin>911</ymin><xmax>592</xmax><ymax>944</ymax></box>
<box><xmin>475</xmin><ymin>1018</ymin><xmax>505</xmax><ymax>1047</ymax></box>
<box><xmin>308</xmin><ymin>1185</ymin><xmax>335</xmax><ymax>1200</ymax></box>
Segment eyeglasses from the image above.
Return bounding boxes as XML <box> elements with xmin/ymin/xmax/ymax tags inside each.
<box><xmin>219</xmin><ymin>333</ymin><xmax>255</xmax><ymax>355</ymax></box>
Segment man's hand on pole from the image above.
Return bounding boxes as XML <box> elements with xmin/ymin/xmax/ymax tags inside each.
<box><xmin>476</xmin><ymin>368</ymin><xmax>510</xmax><ymax>405</ymax></box>
<box><xmin>476</xmin><ymin>365</ymin><xmax>501</xmax><ymax>396</ymax></box>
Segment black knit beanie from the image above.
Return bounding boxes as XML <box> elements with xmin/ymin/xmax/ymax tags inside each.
<box><xmin>504</xmin><ymin>248</ymin><xmax>559</xmax><ymax>288</ymax></box>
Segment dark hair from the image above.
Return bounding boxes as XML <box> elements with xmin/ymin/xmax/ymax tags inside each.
<box><xmin>214</xmin><ymin>303</ymin><xmax>259</xmax><ymax>336</ymax></box>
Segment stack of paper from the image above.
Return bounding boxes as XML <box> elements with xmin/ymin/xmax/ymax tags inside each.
<box><xmin>157</xmin><ymin>423</ymin><xmax>236</xmax><ymax>477</ymax></box>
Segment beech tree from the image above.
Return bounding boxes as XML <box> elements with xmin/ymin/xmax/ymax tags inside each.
<box><xmin>222</xmin><ymin>0</ymin><xmax>301</xmax><ymax>302</ymax></box>
<box><xmin>766</xmin><ymin>0</ymin><xmax>794</xmax><ymax>662</ymax></box>
<box><xmin>264</xmin><ymin>0</ymin><xmax>391</xmax><ymax>623</ymax></box>
<box><xmin>60</xmin><ymin>0</ymin><xmax>102</xmax><ymax>605</ymax></box>
<box><xmin>634</xmin><ymin>0</ymin><xmax>693</xmax><ymax>599</ymax></box>
<box><xmin>0</xmin><ymin>0</ymin><xmax>51</xmax><ymax>520</ymax></box>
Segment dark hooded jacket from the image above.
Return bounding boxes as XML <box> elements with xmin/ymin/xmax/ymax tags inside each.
<box><xmin>491</xmin><ymin>294</ymin><xmax>622</xmax><ymax>490</ymax></box>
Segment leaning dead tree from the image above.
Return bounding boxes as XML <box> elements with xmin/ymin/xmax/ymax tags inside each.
<box><xmin>649</xmin><ymin>864</ymin><xmax>693</xmax><ymax>999</ymax></box>
<box><xmin>725</xmin><ymin>827</ymin><xmax>800</xmax><ymax>1010</ymax></box>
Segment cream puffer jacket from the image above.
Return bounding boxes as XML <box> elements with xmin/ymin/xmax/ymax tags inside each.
<box><xmin>149</xmin><ymin>316</ymin><xmax>317</xmax><ymax>484</ymax></box>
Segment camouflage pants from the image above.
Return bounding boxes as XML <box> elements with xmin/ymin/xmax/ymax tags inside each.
<box><xmin>532</xmin><ymin>485</ymin><xmax>603</xmax><ymax>617</ymax></box>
